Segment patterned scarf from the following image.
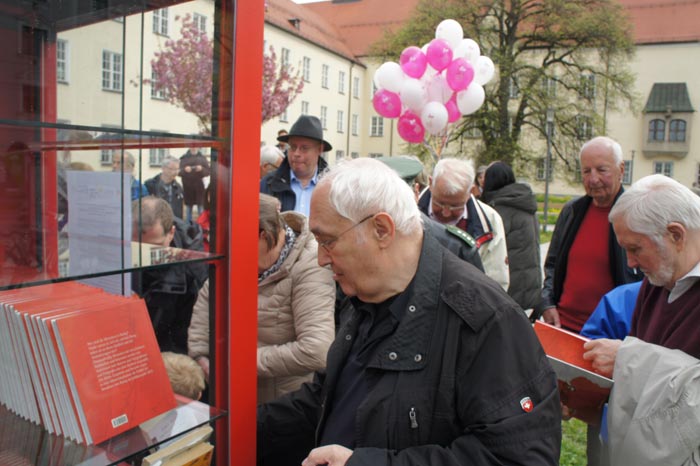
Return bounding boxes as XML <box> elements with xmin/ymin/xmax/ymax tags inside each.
<box><xmin>258</xmin><ymin>224</ymin><xmax>297</xmax><ymax>283</ymax></box>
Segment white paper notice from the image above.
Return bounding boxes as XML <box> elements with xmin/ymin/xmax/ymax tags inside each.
<box><xmin>66</xmin><ymin>171</ymin><xmax>132</xmax><ymax>295</ymax></box>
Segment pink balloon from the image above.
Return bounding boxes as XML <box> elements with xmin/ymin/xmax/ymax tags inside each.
<box><xmin>445</xmin><ymin>95</ymin><xmax>461</xmax><ymax>123</ymax></box>
<box><xmin>397</xmin><ymin>110</ymin><xmax>426</xmax><ymax>143</ymax></box>
<box><xmin>400</xmin><ymin>46</ymin><xmax>428</xmax><ymax>79</ymax></box>
<box><xmin>426</xmin><ymin>38</ymin><xmax>453</xmax><ymax>72</ymax></box>
<box><xmin>446</xmin><ymin>58</ymin><xmax>474</xmax><ymax>91</ymax></box>
<box><xmin>372</xmin><ymin>89</ymin><xmax>402</xmax><ymax>118</ymax></box>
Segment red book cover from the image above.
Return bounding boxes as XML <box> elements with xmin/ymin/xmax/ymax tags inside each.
<box><xmin>534</xmin><ymin>321</ymin><xmax>613</xmax><ymax>425</ymax></box>
<box><xmin>48</xmin><ymin>298</ymin><xmax>176</xmax><ymax>445</ymax></box>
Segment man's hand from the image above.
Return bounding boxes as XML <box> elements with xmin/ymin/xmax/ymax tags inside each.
<box><xmin>582</xmin><ymin>338</ymin><xmax>621</xmax><ymax>378</ymax></box>
<box><xmin>542</xmin><ymin>307</ymin><xmax>561</xmax><ymax>327</ymax></box>
<box><xmin>194</xmin><ymin>164</ymin><xmax>203</xmax><ymax>172</ymax></box>
<box><xmin>302</xmin><ymin>445</ymin><xmax>353</xmax><ymax>466</ymax></box>
<box><xmin>184</xmin><ymin>166</ymin><xmax>193</xmax><ymax>173</ymax></box>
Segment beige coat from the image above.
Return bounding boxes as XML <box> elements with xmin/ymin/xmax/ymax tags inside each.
<box><xmin>256</xmin><ymin>212</ymin><xmax>335</xmax><ymax>403</ymax></box>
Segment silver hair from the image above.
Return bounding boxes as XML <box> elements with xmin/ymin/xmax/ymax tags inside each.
<box><xmin>430</xmin><ymin>157</ymin><xmax>475</xmax><ymax>194</ymax></box>
<box><xmin>161</xmin><ymin>155</ymin><xmax>179</xmax><ymax>167</ymax></box>
<box><xmin>579</xmin><ymin>136</ymin><xmax>623</xmax><ymax>164</ymax></box>
<box><xmin>609</xmin><ymin>174</ymin><xmax>700</xmax><ymax>244</ymax></box>
<box><xmin>260</xmin><ymin>145</ymin><xmax>285</xmax><ymax>166</ymax></box>
<box><xmin>319</xmin><ymin>158</ymin><xmax>422</xmax><ymax>235</ymax></box>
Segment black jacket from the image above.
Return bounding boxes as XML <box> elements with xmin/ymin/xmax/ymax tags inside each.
<box><xmin>132</xmin><ymin>218</ymin><xmax>208</xmax><ymax>353</ymax></box>
<box><xmin>259</xmin><ymin>157</ymin><xmax>329</xmax><ymax>212</ymax></box>
<box><xmin>258</xmin><ymin>226</ymin><xmax>562</xmax><ymax>466</ymax></box>
<box><xmin>145</xmin><ymin>174</ymin><xmax>185</xmax><ymax>219</ymax></box>
<box><xmin>538</xmin><ymin>190</ymin><xmax>643</xmax><ymax>320</ymax></box>
<box><xmin>481</xmin><ymin>182</ymin><xmax>541</xmax><ymax>310</ymax></box>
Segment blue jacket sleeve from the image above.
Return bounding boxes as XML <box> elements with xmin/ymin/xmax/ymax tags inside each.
<box><xmin>580</xmin><ymin>281</ymin><xmax>642</xmax><ymax>340</ymax></box>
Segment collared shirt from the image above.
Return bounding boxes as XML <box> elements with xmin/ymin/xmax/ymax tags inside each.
<box><xmin>668</xmin><ymin>261</ymin><xmax>700</xmax><ymax>303</ymax></box>
<box><xmin>290</xmin><ymin>168</ymin><xmax>318</xmax><ymax>217</ymax></box>
<box><xmin>319</xmin><ymin>285</ymin><xmax>412</xmax><ymax>448</ymax></box>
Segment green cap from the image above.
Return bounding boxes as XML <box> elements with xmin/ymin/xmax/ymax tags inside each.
<box><xmin>376</xmin><ymin>156</ymin><xmax>425</xmax><ymax>182</ymax></box>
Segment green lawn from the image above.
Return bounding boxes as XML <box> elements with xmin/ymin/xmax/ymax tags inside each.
<box><xmin>560</xmin><ymin>419</ymin><xmax>587</xmax><ymax>465</ymax></box>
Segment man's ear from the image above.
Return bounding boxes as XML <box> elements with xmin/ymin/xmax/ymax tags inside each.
<box><xmin>371</xmin><ymin>212</ymin><xmax>395</xmax><ymax>248</ymax></box>
<box><xmin>667</xmin><ymin>222</ymin><xmax>686</xmax><ymax>248</ymax></box>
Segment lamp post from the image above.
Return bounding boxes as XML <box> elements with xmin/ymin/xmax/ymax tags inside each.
<box><xmin>542</xmin><ymin>108</ymin><xmax>554</xmax><ymax>232</ymax></box>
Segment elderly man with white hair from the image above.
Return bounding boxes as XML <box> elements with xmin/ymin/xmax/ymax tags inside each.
<box><xmin>259</xmin><ymin>145</ymin><xmax>285</xmax><ymax>178</ymax></box>
<box><xmin>417</xmin><ymin>157</ymin><xmax>510</xmax><ymax>290</ymax></box>
<box><xmin>257</xmin><ymin>158</ymin><xmax>561</xmax><ymax>466</ymax></box>
<box><xmin>582</xmin><ymin>174</ymin><xmax>700</xmax><ymax>466</ymax></box>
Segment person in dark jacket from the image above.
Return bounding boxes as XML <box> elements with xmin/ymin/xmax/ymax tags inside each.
<box><xmin>131</xmin><ymin>196</ymin><xmax>208</xmax><ymax>354</ymax></box>
<box><xmin>257</xmin><ymin>158</ymin><xmax>561</xmax><ymax>466</ymax></box>
<box><xmin>179</xmin><ymin>146</ymin><xmax>211</xmax><ymax>222</ymax></box>
<box><xmin>481</xmin><ymin>161</ymin><xmax>541</xmax><ymax>311</ymax></box>
<box><xmin>145</xmin><ymin>155</ymin><xmax>184</xmax><ymax>219</ymax></box>
<box><xmin>260</xmin><ymin>115</ymin><xmax>331</xmax><ymax>216</ymax></box>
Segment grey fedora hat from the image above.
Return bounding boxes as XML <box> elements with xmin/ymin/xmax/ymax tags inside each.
<box><xmin>277</xmin><ymin>115</ymin><xmax>332</xmax><ymax>152</ymax></box>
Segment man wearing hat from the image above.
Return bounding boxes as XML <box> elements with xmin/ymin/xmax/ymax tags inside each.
<box><xmin>261</xmin><ymin>115</ymin><xmax>331</xmax><ymax>216</ymax></box>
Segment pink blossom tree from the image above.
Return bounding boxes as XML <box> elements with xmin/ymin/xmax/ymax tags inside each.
<box><xmin>149</xmin><ymin>14</ymin><xmax>213</xmax><ymax>134</ymax></box>
<box><xmin>261</xmin><ymin>45</ymin><xmax>304</xmax><ymax>123</ymax></box>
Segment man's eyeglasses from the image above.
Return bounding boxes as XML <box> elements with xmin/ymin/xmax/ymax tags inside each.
<box><xmin>315</xmin><ymin>214</ymin><xmax>375</xmax><ymax>252</ymax></box>
<box><xmin>288</xmin><ymin>143</ymin><xmax>319</xmax><ymax>154</ymax></box>
<box><xmin>431</xmin><ymin>199</ymin><xmax>465</xmax><ymax>214</ymax></box>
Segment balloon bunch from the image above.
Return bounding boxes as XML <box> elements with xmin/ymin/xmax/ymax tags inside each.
<box><xmin>372</xmin><ymin>19</ymin><xmax>495</xmax><ymax>157</ymax></box>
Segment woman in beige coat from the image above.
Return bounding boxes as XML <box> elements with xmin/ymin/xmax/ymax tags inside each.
<box><xmin>188</xmin><ymin>194</ymin><xmax>335</xmax><ymax>403</ymax></box>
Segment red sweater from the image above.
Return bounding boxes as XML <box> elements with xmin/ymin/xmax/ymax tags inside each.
<box><xmin>557</xmin><ymin>204</ymin><xmax>614</xmax><ymax>332</ymax></box>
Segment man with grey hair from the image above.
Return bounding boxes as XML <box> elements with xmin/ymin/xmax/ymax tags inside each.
<box><xmin>145</xmin><ymin>155</ymin><xmax>184</xmax><ymax>218</ymax></box>
<box><xmin>582</xmin><ymin>174</ymin><xmax>700</xmax><ymax>465</ymax></box>
<box><xmin>112</xmin><ymin>151</ymin><xmax>148</xmax><ymax>200</ymax></box>
<box><xmin>257</xmin><ymin>158</ymin><xmax>561</xmax><ymax>466</ymax></box>
<box><xmin>417</xmin><ymin>157</ymin><xmax>510</xmax><ymax>290</ymax></box>
<box><xmin>259</xmin><ymin>145</ymin><xmax>285</xmax><ymax>178</ymax></box>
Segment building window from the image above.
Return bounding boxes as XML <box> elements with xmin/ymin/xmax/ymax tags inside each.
<box><xmin>193</xmin><ymin>13</ymin><xmax>206</xmax><ymax>33</ymax></box>
<box><xmin>152</xmin><ymin>8</ymin><xmax>169</xmax><ymax>35</ymax></box>
<box><xmin>335</xmin><ymin>150</ymin><xmax>345</xmax><ymax>160</ymax></box>
<box><xmin>320</xmin><ymin>106</ymin><xmax>328</xmax><ymax>129</ymax></box>
<box><xmin>337</xmin><ymin>110</ymin><xmax>344</xmax><ymax>133</ymax></box>
<box><xmin>368</xmin><ymin>153</ymin><xmax>383</xmax><ymax>158</ymax></box>
<box><xmin>536</xmin><ymin>158</ymin><xmax>553</xmax><ymax>181</ymax></box>
<box><xmin>100</xmin><ymin>125</ymin><xmax>120</xmax><ymax>165</ymax></box>
<box><xmin>301</xmin><ymin>101</ymin><xmax>309</xmax><ymax>115</ymax></box>
<box><xmin>542</xmin><ymin>77</ymin><xmax>557</xmax><ymax>97</ymax></box>
<box><xmin>669</xmin><ymin>119</ymin><xmax>686</xmax><ymax>142</ymax></box>
<box><xmin>149</xmin><ymin>147</ymin><xmax>169</xmax><ymax>166</ymax></box>
<box><xmin>648</xmin><ymin>119</ymin><xmax>665</xmax><ymax>141</ymax></box>
<box><xmin>351</xmin><ymin>151</ymin><xmax>359</xmax><ymax>159</ymax></box>
<box><xmin>371</xmin><ymin>82</ymin><xmax>377</xmax><ymax>99</ymax></box>
<box><xmin>580</xmin><ymin>74</ymin><xmax>596</xmax><ymax>100</ymax></box>
<box><xmin>279</xmin><ymin>108</ymin><xmax>288</xmax><ymax>123</ymax></box>
<box><xmin>102</xmin><ymin>51</ymin><xmax>122</xmax><ymax>91</ymax></box>
<box><xmin>281</xmin><ymin>48</ymin><xmax>290</xmax><ymax>69</ymax></box>
<box><xmin>370</xmin><ymin>117</ymin><xmax>384</xmax><ymax>137</ymax></box>
<box><xmin>351</xmin><ymin>114</ymin><xmax>358</xmax><ymax>136</ymax></box>
<box><xmin>575</xmin><ymin>115</ymin><xmax>593</xmax><ymax>141</ymax></box>
<box><xmin>353</xmin><ymin>77</ymin><xmax>360</xmax><ymax>99</ymax></box>
<box><xmin>696</xmin><ymin>163</ymin><xmax>700</xmax><ymax>187</ymax></box>
<box><xmin>622</xmin><ymin>160</ymin><xmax>633</xmax><ymax>185</ymax></box>
<box><xmin>302</xmin><ymin>57</ymin><xmax>310</xmax><ymax>82</ymax></box>
<box><xmin>508</xmin><ymin>77</ymin><xmax>519</xmax><ymax>99</ymax></box>
<box><xmin>150</xmin><ymin>69</ymin><xmax>166</xmax><ymax>99</ymax></box>
<box><xmin>321</xmin><ymin>64</ymin><xmax>329</xmax><ymax>89</ymax></box>
<box><xmin>338</xmin><ymin>71</ymin><xmax>345</xmax><ymax>94</ymax></box>
<box><xmin>653</xmin><ymin>161</ymin><xmax>673</xmax><ymax>177</ymax></box>
<box><xmin>57</xmin><ymin>39</ymin><xmax>69</xmax><ymax>83</ymax></box>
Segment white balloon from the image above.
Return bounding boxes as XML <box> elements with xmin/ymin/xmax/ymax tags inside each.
<box><xmin>373</xmin><ymin>62</ymin><xmax>405</xmax><ymax>94</ymax></box>
<box><xmin>426</xmin><ymin>73</ymin><xmax>452</xmax><ymax>104</ymax></box>
<box><xmin>456</xmin><ymin>83</ymin><xmax>485</xmax><ymax>115</ymax></box>
<box><xmin>435</xmin><ymin>19</ymin><xmax>464</xmax><ymax>49</ymax></box>
<box><xmin>454</xmin><ymin>38</ymin><xmax>481</xmax><ymax>64</ymax></box>
<box><xmin>400</xmin><ymin>78</ymin><xmax>427</xmax><ymax>113</ymax></box>
<box><xmin>473</xmin><ymin>56</ymin><xmax>495</xmax><ymax>85</ymax></box>
<box><xmin>421</xmin><ymin>101</ymin><xmax>449</xmax><ymax>135</ymax></box>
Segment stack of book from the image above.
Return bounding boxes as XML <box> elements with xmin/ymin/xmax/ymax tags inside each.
<box><xmin>0</xmin><ymin>281</ymin><xmax>176</xmax><ymax>445</ymax></box>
